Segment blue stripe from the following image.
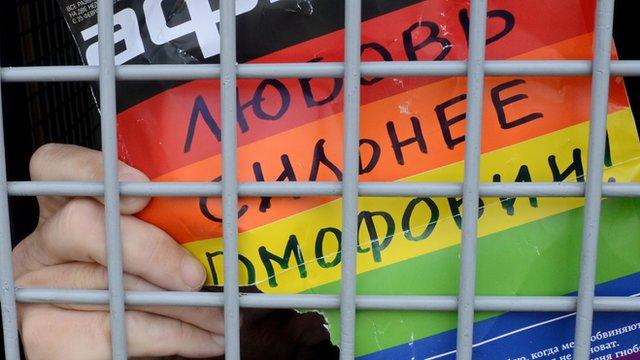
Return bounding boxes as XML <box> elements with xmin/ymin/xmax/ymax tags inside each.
<box><xmin>359</xmin><ymin>272</ymin><xmax>640</xmax><ymax>360</ymax></box>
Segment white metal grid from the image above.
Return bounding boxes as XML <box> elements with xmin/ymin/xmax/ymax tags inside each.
<box><xmin>1</xmin><ymin>0</ymin><xmax>640</xmax><ymax>359</ymax></box>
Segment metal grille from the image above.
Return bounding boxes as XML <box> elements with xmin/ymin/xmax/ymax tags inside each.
<box><xmin>1</xmin><ymin>0</ymin><xmax>640</xmax><ymax>359</ymax></box>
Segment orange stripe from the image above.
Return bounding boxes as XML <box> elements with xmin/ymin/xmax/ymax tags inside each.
<box><xmin>138</xmin><ymin>33</ymin><xmax>630</xmax><ymax>244</ymax></box>
<box><xmin>117</xmin><ymin>0</ymin><xmax>598</xmax><ymax>178</ymax></box>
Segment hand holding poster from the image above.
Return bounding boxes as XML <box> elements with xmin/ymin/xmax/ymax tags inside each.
<box><xmin>57</xmin><ymin>0</ymin><xmax>640</xmax><ymax>358</ymax></box>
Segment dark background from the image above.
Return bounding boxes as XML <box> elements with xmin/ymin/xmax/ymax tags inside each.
<box><xmin>1</xmin><ymin>0</ymin><xmax>640</xmax><ymax>357</ymax></box>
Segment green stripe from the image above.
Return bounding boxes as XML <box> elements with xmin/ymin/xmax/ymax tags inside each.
<box><xmin>305</xmin><ymin>198</ymin><xmax>640</xmax><ymax>356</ymax></box>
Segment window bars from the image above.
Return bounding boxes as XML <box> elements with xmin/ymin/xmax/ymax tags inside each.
<box><xmin>1</xmin><ymin>0</ymin><xmax>640</xmax><ymax>359</ymax></box>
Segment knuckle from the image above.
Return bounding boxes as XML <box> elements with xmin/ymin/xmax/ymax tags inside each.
<box><xmin>62</xmin><ymin>198</ymin><xmax>102</xmax><ymax>223</ymax></box>
<box><xmin>12</xmin><ymin>238</ymin><xmax>39</xmax><ymax>275</ymax></box>
<box><xmin>76</xmin><ymin>150</ymin><xmax>104</xmax><ymax>181</ymax></box>
<box><xmin>54</xmin><ymin>199</ymin><xmax>103</xmax><ymax>239</ymax></box>
<box><xmin>141</xmin><ymin>227</ymin><xmax>177</xmax><ymax>265</ymax></box>
<box><xmin>29</xmin><ymin>143</ymin><xmax>63</xmax><ymax>180</ymax></box>
<box><xmin>141</xmin><ymin>233</ymin><xmax>169</xmax><ymax>268</ymax></box>
<box><xmin>39</xmin><ymin>199</ymin><xmax>104</xmax><ymax>263</ymax></box>
<box><xmin>30</xmin><ymin>143</ymin><xmax>104</xmax><ymax>182</ymax></box>
<box><xmin>81</xmin><ymin>264</ymin><xmax>107</xmax><ymax>290</ymax></box>
<box><xmin>12</xmin><ymin>234</ymin><xmax>53</xmax><ymax>275</ymax></box>
<box><xmin>11</xmin><ymin>238</ymin><xmax>29</xmax><ymax>264</ymax></box>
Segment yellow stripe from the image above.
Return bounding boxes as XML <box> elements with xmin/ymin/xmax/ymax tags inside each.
<box><xmin>185</xmin><ymin>109</ymin><xmax>640</xmax><ymax>293</ymax></box>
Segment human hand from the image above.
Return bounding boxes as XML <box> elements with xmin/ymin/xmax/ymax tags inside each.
<box><xmin>12</xmin><ymin>143</ymin><xmax>224</xmax><ymax>359</ymax></box>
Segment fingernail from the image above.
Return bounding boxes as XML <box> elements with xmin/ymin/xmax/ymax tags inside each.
<box><xmin>181</xmin><ymin>255</ymin><xmax>206</xmax><ymax>290</ymax></box>
<box><xmin>117</xmin><ymin>166</ymin><xmax>151</xmax><ymax>214</ymax></box>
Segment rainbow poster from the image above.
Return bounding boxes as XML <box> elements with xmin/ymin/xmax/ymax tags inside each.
<box><xmin>58</xmin><ymin>0</ymin><xmax>640</xmax><ymax>357</ymax></box>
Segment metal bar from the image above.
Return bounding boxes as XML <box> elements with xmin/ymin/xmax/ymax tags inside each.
<box><xmin>457</xmin><ymin>1</ymin><xmax>488</xmax><ymax>359</ymax></box>
<box><xmin>1</xmin><ymin>2</ymin><xmax>637</xmax><ymax>360</ymax></box>
<box><xmin>0</xmin><ymin>47</ymin><xmax>21</xmax><ymax>360</ymax></box>
<box><xmin>96</xmin><ymin>0</ymin><xmax>128</xmax><ymax>357</ymax></box>
<box><xmin>219</xmin><ymin>0</ymin><xmax>240</xmax><ymax>358</ymax></box>
<box><xmin>1</xmin><ymin>65</ymin><xmax>100</xmax><ymax>81</ymax></box>
<box><xmin>340</xmin><ymin>1</ymin><xmax>362</xmax><ymax>358</ymax></box>
<box><xmin>612</xmin><ymin>60</ymin><xmax>640</xmax><ymax>76</ymax></box>
<box><xmin>14</xmin><ymin>289</ymin><xmax>640</xmax><ymax>312</ymax></box>
<box><xmin>573</xmin><ymin>1</ymin><xmax>616</xmax><ymax>359</ymax></box>
<box><xmin>7</xmin><ymin>181</ymin><xmax>640</xmax><ymax>198</ymax></box>
<box><xmin>8</xmin><ymin>181</ymin><xmax>104</xmax><ymax>196</ymax></box>
<box><xmin>3</xmin><ymin>60</ymin><xmax>640</xmax><ymax>82</ymax></box>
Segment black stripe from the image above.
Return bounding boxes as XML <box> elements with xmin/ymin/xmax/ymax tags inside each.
<box><xmin>57</xmin><ymin>0</ymin><xmax>423</xmax><ymax>111</ymax></box>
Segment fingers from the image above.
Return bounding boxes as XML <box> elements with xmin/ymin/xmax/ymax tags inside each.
<box><xmin>19</xmin><ymin>304</ymin><xmax>224</xmax><ymax>360</ymax></box>
<box><xmin>29</xmin><ymin>143</ymin><xmax>150</xmax><ymax>217</ymax></box>
<box><xmin>16</xmin><ymin>262</ymin><xmax>225</xmax><ymax>335</ymax></box>
<box><xmin>13</xmin><ymin>199</ymin><xmax>206</xmax><ymax>291</ymax></box>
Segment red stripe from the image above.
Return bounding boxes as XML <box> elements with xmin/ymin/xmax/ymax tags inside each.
<box><xmin>117</xmin><ymin>0</ymin><xmax>595</xmax><ymax>178</ymax></box>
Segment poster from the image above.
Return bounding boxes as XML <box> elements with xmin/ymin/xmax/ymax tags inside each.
<box><xmin>57</xmin><ymin>0</ymin><xmax>640</xmax><ymax>358</ymax></box>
